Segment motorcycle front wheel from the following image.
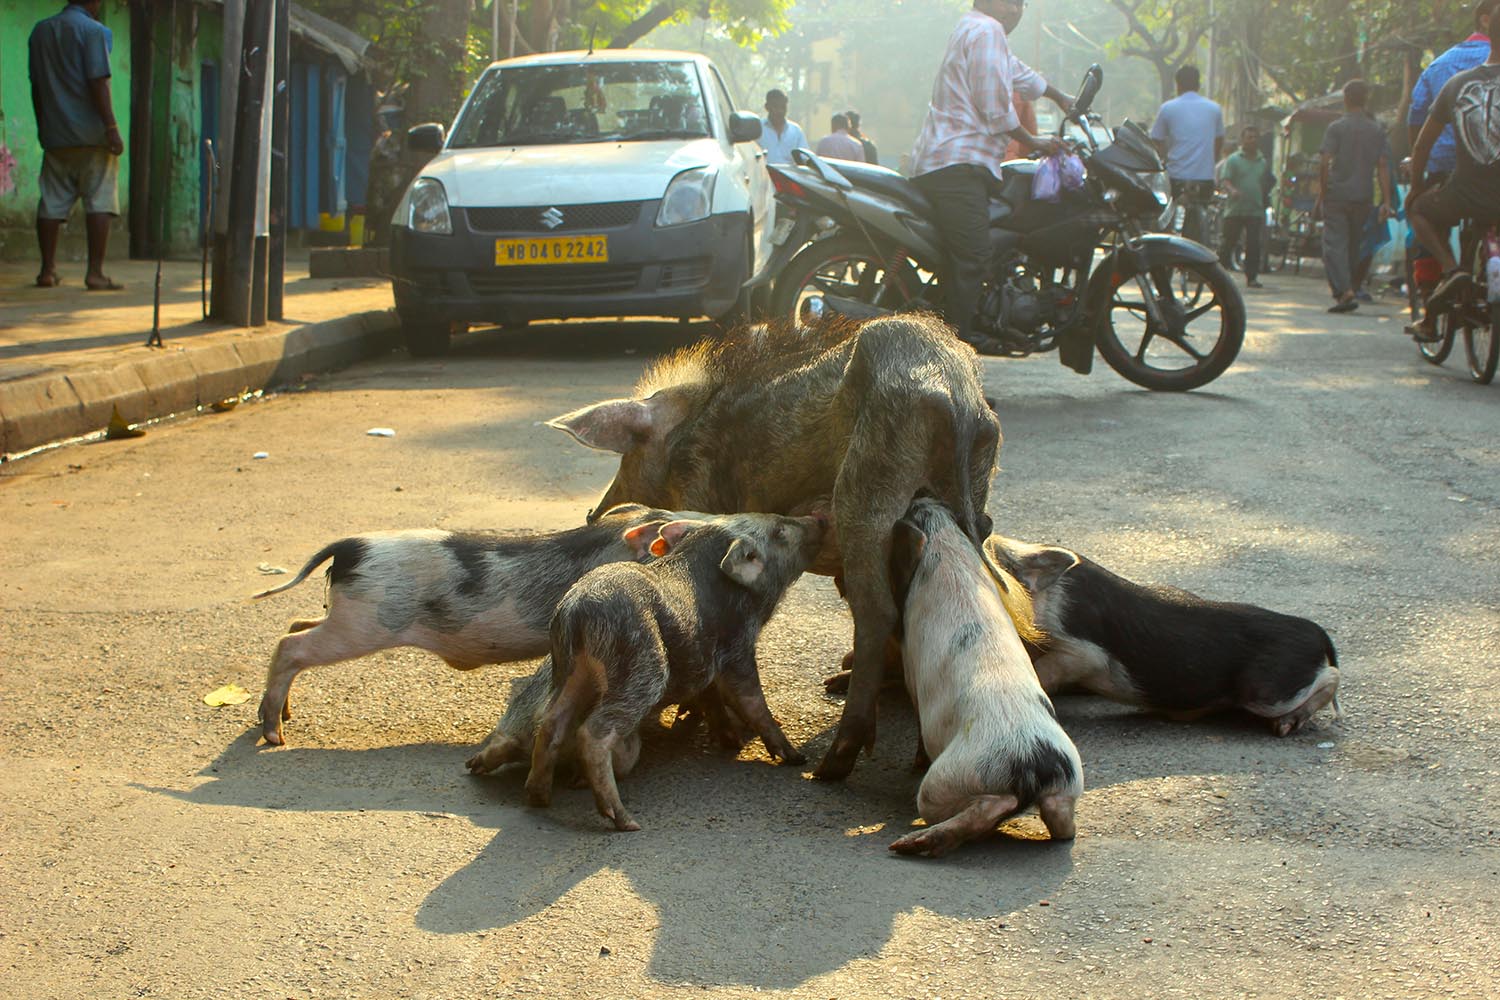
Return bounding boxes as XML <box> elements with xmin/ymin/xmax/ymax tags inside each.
<box><xmin>771</xmin><ymin>233</ymin><xmax>939</xmax><ymax>323</ymax></box>
<box><xmin>1094</xmin><ymin>259</ymin><xmax>1246</xmax><ymax>391</ymax></box>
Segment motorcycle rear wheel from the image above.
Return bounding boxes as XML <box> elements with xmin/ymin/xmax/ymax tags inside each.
<box><xmin>771</xmin><ymin>233</ymin><xmax>938</xmax><ymax>324</ymax></box>
<box><xmin>1462</xmin><ymin>304</ymin><xmax>1499</xmax><ymax>384</ymax></box>
<box><xmin>1094</xmin><ymin>259</ymin><xmax>1245</xmax><ymax>391</ymax></box>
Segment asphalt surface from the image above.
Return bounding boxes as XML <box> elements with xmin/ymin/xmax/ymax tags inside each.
<box><xmin>1</xmin><ymin>274</ymin><xmax>1496</xmax><ymax>999</ymax></box>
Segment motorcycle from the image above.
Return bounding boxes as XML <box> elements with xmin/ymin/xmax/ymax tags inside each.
<box><xmin>763</xmin><ymin>65</ymin><xmax>1245</xmax><ymax>392</ymax></box>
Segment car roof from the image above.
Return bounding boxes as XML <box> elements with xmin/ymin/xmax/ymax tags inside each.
<box><xmin>482</xmin><ymin>49</ymin><xmax>709</xmax><ymax>71</ymax></box>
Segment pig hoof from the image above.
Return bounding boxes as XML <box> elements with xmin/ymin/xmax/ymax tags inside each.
<box><xmin>524</xmin><ymin>784</ymin><xmax>552</xmax><ymax>809</ymax></box>
<box><xmin>812</xmin><ymin>742</ymin><xmax>858</xmax><ymax>781</ymax></box>
<box><xmin>605</xmin><ymin>809</ymin><xmax>641</xmax><ymax>832</ymax></box>
<box><xmin>261</xmin><ymin>727</ymin><xmax>285</xmax><ymax>747</ymax></box>
<box><xmin>780</xmin><ymin>749</ymin><xmax>808</xmax><ymax>766</ymax></box>
<box><xmin>822</xmin><ymin>670</ymin><xmax>853</xmax><ymax>695</ymax></box>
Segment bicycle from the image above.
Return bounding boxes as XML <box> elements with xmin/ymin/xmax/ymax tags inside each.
<box><xmin>1411</xmin><ymin>221</ymin><xmax>1499</xmax><ymax>384</ymax></box>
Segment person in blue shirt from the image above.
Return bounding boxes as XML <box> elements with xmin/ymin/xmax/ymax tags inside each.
<box><xmin>28</xmin><ymin>1</ymin><xmax>124</xmax><ymax>291</ymax></box>
<box><xmin>758</xmin><ymin>89</ymin><xmax>807</xmax><ymax>165</ymax></box>
<box><xmin>1409</xmin><ymin>0</ymin><xmax>1494</xmax><ymax>180</ymax></box>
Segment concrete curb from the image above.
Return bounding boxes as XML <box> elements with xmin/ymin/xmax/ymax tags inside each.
<box><xmin>0</xmin><ymin>309</ymin><xmax>399</xmax><ymax>458</ymax></box>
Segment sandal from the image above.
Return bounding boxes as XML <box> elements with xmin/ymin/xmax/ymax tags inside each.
<box><xmin>85</xmin><ymin>277</ymin><xmax>126</xmax><ymax>291</ymax></box>
<box><xmin>35</xmin><ymin>271</ymin><xmax>60</xmax><ymax>288</ymax></box>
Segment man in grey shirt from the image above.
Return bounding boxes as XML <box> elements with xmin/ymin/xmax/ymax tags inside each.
<box><xmin>1317</xmin><ymin>79</ymin><xmax>1393</xmax><ymax>313</ymax></box>
<box><xmin>28</xmin><ymin>0</ymin><xmax>124</xmax><ymax>290</ymax></box>
<box><xmin>1150</xmin><ymin>65</ymin><xmax>1224</xmax><ymax>245</ymax></box>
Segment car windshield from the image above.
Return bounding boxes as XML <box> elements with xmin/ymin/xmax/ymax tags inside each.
<box><xmin>448</xmin><ymin>60</ymin><xmax>712</xmax><ymax>148</ymax></box>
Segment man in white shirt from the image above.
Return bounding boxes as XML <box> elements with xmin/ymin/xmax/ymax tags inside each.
<box><xmin>815</xmin><ymin>113</ymin><xmax>867</xmax><ymax>161</ymax></box>
<box><xmin>908</xmin><ymin>0</ymin><xmax>1072</xmax><ymax>353</ymax></box>
<box><xmin>759</xmin><ymin>89</ymin><xmax>807</xmax><ymax>165</ymax></box>
<box><xmin>1149</xmin><ymin>65</ymin><xmax>1224</xmax><ymax>245</ymax></box>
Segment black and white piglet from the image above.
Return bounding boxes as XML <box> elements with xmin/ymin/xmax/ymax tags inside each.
<box><xmin>887</xmin><ymin>499</ymin><xmax>1083</xmax><ymax>857</ymax></box>
<box><xmin>251</xmin><ymin>503</ymin><xmax>687</xmax><ymax>746</ymax></box>
<box><xmin>525</xmin><ymin>512</ymin><xmax>825</xmax><ymax>832</ymax></box>
<box><xmin>985</xmin><ymin>536</ymin><xmax>1342</xmax><ymax>736</ymax></box>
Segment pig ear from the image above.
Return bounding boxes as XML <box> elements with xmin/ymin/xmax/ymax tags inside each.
<box><xmin>649</xmin><ymin>518</ymin><xmax>708</xmax><ymax>557</ymax></box>
<box><xmin>622</xmin><ymin>520</ymin><xmax>670</xmax><ymax>559</ymax></box>
<box><xmin>719</xmin><ymin>537</ymin><xmax>765</xmax><ymax>588</ymax></box>
<box><xmin>1019</xmin><ymin>546</ymin><xmax>1080</xmax><ymax>594</ymax></box>
<box><xmin>888</xmin><ymin>518</ymin><xmax>928</xmax><ymax>608</ymax></box>
<box><xmin>547</xmin><ymin>398</ymin><xmax>653</xmax><ymax>454</ymax></box>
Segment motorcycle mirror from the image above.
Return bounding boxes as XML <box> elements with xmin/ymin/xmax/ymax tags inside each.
<box><xmin>1073</xmin><ymin>65</ymin><xmax>1104</xmax><ymax>118</ymax></box>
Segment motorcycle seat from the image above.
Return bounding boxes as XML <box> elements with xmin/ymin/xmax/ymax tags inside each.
<box><xmin>833</xmin><ymin>160</ymin><xmax>935</xmax><ymax>215</ymax></box>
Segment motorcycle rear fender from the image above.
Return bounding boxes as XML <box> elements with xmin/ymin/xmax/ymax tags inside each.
<box><xmin>839</xmin><ymin>187</ymin><xmax>946</xmax><ymax>263</ymax></box>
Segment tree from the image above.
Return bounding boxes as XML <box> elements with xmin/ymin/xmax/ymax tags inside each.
<box><xmin>1105</xmin><ymin>0</ymin><xmax>1210</xmax><ymax>100</ymax></box>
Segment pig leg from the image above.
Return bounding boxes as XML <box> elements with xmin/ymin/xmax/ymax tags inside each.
<box><xmin>1037</xmin><ymin>793</ymin><xmax>1078</xmax><ymax>841</ymax></box>
<box><xmin>525</xmin><ymin>658</ymin><xmax>600</xmax><ymax>808</ymax></box>
<box><xmin>1264</xmin><ymin>666</ymin><xmax>1342</xmax><ymax>736</ymax></box>
<box><xmin>823</xmin><ymin>635</ymin><xmax>905</xmax><ymax>694</ymax></box>
<box><xmin>577</xmin><ymin>710</ymin><xmax>643</xmax><ymax>832</ymax></box>
<box><xmin>466</xmin><ymin>721</ymin><xmax>530</xmax><ymax>775</ymax></box>
<box><xmin>715</xmin><ymin>665</ymin><xmax>805</xmax><ymax>765</ymax></box>
<box><xmin>889</xmin><ymin>794</ymin><xmax>1019</xmax><ymax>858</ymax></box>
<box><xmin>258</xmin><ymin>614</ymin><xmax>397</xmax><ymax>746</ymax></box>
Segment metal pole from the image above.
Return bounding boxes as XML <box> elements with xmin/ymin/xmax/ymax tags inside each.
<box><xmin>268</xmin><ymin>0</ymin><xmax>289</xmax><ymax>321</ymax></box>
<box><xmin>491</xmin><ymin>0</ymin><xmax>499</xmax><ymax>62</ymax></box>
<box><xmin>1207</xmin><ymin>0</ymin><xmax>1217</xmax><ymax>101</ymax></box>
<box><xmin>225</xmin><ymin>0</ymin><xmax>272</xmax><ymax>327</ymax></box>
<box><xmin>509</xmin><ymin>0</ymin><xmax>518</xmax><ymax>58</ymax></box>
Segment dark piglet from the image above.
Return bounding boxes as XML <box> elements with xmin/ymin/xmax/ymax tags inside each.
<box><xmin>986</xmin><ymin>536</ymin><xmax>1342</xmax><ymax>735</ymax></box>
<box><xmin>251</xmin><ymin>503</ymin><xmax>682</xmax><ymax>746</ymax></box>
<box><xmin>526</xmin><ymin>512</ymin><xmax>825</xmax><ymax>831</ymax></box>
<box><xmin>548</xmin><ymin>315</ymin><xmax>1036</xmax><ymax>781</ymax></box>
<box><xmin>888</xmin><ymin>499</ymin><xmax>1083</xmax><ymax>857</ymax></box>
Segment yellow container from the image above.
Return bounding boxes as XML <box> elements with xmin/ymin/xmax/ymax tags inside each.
<box><xmin>349</xmin><ymin>214</ymin><xmax>366</xmax><ymax>246</ymax></box>
<box><xmin>318</xmin><ymin>211</ymin><xmax>345</xmax><ymax>233</ymax></box>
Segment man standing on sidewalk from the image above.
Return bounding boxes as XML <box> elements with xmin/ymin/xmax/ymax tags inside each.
<box><xmin>1317</xmin><ymin>80</ymin><xmax>1393</xmax><ymax>314</ymax></box>
<box><xmin>1150</xmin><ymin>65</ymin><xmax>1224</xmax><ymax>245</ymax></box>
<box><xmin>28</xmin><ymin>0</ymin><xmax>124</xmax><ymax>291</ymax></box>
<box><xmin>815</xmin><ymin>114</ymin><xmax>867</xmax><ymax>161</ymax></box>
<box><xmin>845</xmin><ymin>110</ymin><xmax>879</xmax><ymax>165</ymax></box>
<box><xmin>909</xmin><ymin>0</ymin><xmax>1072</xmax><ymax>355</ymax></box>
<box><xmin>1218</xmin><ymin>125</ymin><xmax>1272</xmax><ymax>289</ymax></box>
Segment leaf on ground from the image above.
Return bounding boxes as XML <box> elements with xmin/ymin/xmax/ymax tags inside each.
<box><xmin>203</xmin><ymin>684</ymin><xmax>251</xmax><ymax>707</ymax></box>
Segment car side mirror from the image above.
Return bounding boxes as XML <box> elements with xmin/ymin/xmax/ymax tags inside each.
<box><xmin>729</xmin><ymin>111</ymin><xmax>762</xmax><ymax>144</ymax></box>
<box><xmin>407</xmin><ymin>123</ymin><xmax>446</xmax><ymax>155</ymax></box>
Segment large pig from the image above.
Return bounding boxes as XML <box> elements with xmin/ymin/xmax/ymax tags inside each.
<box><xmin>888</xmin><ymin>499</ymin><xmax>1083</xmax><ymax>857</ymax></box>
<box><xmin>526</xmin><ymin>512</ymin><xmax>825</xmax><ymax>831</ymax></box>
<box><xmin>547</xmin><ymin>315</ymin><xmax>1038</xmax><ymax>780</ymax></box>
<box><xmin>251</xmin><ymin>503</ymin><xmax>688</xmax><ymax>746</ymax></box>
<box><xmin>985</xmin><ymin>536</ymin><xmax>1342</xmax><ymax>735</ymax></box>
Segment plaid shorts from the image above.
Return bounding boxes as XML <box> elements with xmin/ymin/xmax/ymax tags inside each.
<box><xmin>37</xmin><ymin>147</ymin><xmax>119</xmax><ymax>219</ymax></box>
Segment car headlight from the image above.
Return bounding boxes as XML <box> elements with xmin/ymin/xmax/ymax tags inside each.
<box><xmin>656</xmin><ymin>167</ymin><xmax>716</xmax><ymax>227</ymax></box>
<box><xmin>408</xmin><ymin>178</ymin><xmax>453</xmax><ymax>235</ymax></box>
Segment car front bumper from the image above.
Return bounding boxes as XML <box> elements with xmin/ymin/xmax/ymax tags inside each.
<box><xmin>389</xmin><ymin>202</ymin><xmax>751</xmax><ymax>324</ymax></box>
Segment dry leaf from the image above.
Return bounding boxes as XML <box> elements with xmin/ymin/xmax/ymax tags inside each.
<box><xmin>203</xmin><ymin>684</ymin><xmax>251</xmax><ymax>707</ymax></box>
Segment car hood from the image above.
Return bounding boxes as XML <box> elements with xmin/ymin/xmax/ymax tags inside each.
<box><xmin>423</xmin><ymin>139</ymin><xmax>725</xmax><ymax>206</ymax></box>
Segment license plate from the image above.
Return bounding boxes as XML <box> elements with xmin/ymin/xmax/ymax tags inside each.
<box><xmin>494</xmin><ymin>235</ymin><xmax>608</xmax><ymax>266</ymax></box>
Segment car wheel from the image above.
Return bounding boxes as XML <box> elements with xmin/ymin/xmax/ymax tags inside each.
<box><xmin>401</xmin><ymin>313</ymin><xmax>458</xmax><ymax>358</ymax></box>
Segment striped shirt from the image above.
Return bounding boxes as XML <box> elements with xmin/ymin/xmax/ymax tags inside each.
<box><xmin>909</xmin><ymin>10</ymin><xmax>1047</xmax><ymax>179</ymax></box>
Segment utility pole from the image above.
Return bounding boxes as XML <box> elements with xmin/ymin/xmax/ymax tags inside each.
<box><xmin>210</xmin><ymin>0</ymin><xmax>243</xmax><ymax>319</ymax></box>
<box><xmin>268</xmin><ymin>0</ymin><xmax>289</xmax><ymax>320</ymax></box>
<box><xmin>1207</xmin><ymin>0</ymin><xmax>1217</xmax><ymax>101</ymax></box>
<box><xmin>223</xmin><ymin>0</ymin><xmax>272</xmax><ymax>326</ymax></box>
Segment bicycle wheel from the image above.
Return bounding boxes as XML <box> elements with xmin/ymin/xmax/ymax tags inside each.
<box><xmin>1418</xmin><ymin>309</ymin><xmax>1456</xmax><ymax>365</ymax></box>
<box><xmin>1462</xmin><ymin>303</ymin><xmax>1499</xmax><ymax>384</ymax></box>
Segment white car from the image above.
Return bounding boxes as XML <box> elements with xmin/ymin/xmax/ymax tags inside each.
<box><xmin>389</xmin><ymin>49</ymin><xmax>775</xmax><ymax>356</ymax></box>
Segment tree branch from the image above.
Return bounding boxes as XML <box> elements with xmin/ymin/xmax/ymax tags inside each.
<box><xmin>606</xmin><ymin>1</ymin><xmax>688</xmax><ymax>49</ymax></box>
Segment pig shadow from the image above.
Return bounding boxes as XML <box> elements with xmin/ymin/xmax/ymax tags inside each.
<box><xmin>138</xmin><ymin>710</ymin><xmax>1077</xmax><ymax>990</ymax></box>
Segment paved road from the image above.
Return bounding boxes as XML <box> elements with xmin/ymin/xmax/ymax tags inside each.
<box><xmin>2</xmin><ymin>276</ymin><xmax>1496</xmax><ymax>999</ymax></box>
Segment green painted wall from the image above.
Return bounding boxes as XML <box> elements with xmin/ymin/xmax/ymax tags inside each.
<box><xmin>149</xmin><ymin>2</ymin><xmax>221</xmax><ymax>256</ymax></box>
<box><xmin>0</xmin><ymin>0</ymin><xmax>134</xmax><ymax>259</ymax></box>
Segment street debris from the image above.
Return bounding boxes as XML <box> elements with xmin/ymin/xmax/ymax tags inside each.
<box><xmin>253</xmin><ymin>451</ymin><xmax>269</xmax><ymax>459</ymax></box>
<box><xmin>257</xmin><ymin>563</ymin><xmax>288</xmax><ymax>575</ymax></box>
<box><xmin>202</xmin><ymin>684</ymin><xmax>251</xmax><ymax>707</ymax></box>
<box><xmin>366</xmin><ymin>427</ymin><xmax>396</xmax><ymax>437</ymax></box>
<box><xmin>104</xmin><ymin>405</ymin><xmax>145</xmax><ymax>440</ymax></box>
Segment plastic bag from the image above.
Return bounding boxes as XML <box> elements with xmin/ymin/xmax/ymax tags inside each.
<box><xmin>1032</xmin><ymin>155</ymin><xmax>1062</xmax><ymax>202</ymax></box>
<box><xmin>1059</xmin><ymin>152</ymin><xmax>1087</xmax><ymax>191</ymax></box>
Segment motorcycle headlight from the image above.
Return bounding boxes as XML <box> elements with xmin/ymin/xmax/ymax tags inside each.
<box><xmin>656</xmin><ymin>167</ymin><xmax>716</xmax><ymax>227</ymax></box>
<box><xmin>408</xmin><ymin>178</ymin><xmax>453</xmax><ymax>235</ymax></box>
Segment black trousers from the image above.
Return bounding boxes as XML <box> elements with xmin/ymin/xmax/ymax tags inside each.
<box><xmin>913</xmin><ymin>163</ymin><xmax>996</xmax><ymax>342</ymax></box>
<box><xmin>1220</xmin><ymin>214</ymin><xmax>1265</xmax><ymax>282</ymax></box>
<box><xmin>1171</xmin><ymin>178</ymin><xmax>1216</xmax><ymax>245</ymax></box>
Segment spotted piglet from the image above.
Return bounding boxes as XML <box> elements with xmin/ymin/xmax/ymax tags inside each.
<box><xmin>985</xmin><ymin>536</ymin><xmax>1342</xmax><ymax>736</ymax></box>
<box><xmin>251</xmin><ymin>503</ymin><xmax>689</xmax><ymax>746</ymax></box>
<box><xmin>887</xmin><ymin>498</ymin><xmax>1083</xmax><ymax>858</ymax></box>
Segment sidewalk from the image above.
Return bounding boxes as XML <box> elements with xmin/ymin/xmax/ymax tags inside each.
<box><xmin>0</xmin><ymin>255</ymin><xmax>397</xmax><ymax>458</ymax></box>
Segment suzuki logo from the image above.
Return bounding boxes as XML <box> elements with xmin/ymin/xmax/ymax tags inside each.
<box><xmin>540</xmin><ymin>207</ymin><xmax>565</xmax><ymax>230</ymax></box>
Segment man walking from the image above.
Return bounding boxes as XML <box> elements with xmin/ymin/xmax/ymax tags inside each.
<box><xmin>908</xmin><ymin>0</ymin><xmax>1072</xmax><ymax>354</ymax></box>
<box><xmin>815</xmin><ymin>114</ymin><xmax>866</xmax><ymax>161</ymax></box>
<box><xmin>1317</xmin><ymin>80</ymin><xmax>1394</xmax><ymax>314</ymax></box>
<box><xmin>28</xmin><ymin>0</ymin><xmax>124</xmax><ymax>290</ymax></box>
<box><xmin>1218</xmin><ymin>125</ymin><xmax>1272</xmax><ymax>288</ymax></box>
<box><xmin>1150</xmin><ymin>65</ymin><xmax>1224</xmax><ymax>245</ymax></box>
<box><xmin>758</xmin><ymin>89</ymin><xmax>807</xmax><ymax>165</ymax></box>
<box><xmin>845</xmin><ymin>110</ymin><xmax>879</xmax><ymax>165</ymax></box>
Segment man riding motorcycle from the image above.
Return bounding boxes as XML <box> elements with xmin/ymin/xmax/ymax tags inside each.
<box><xmin>909</xmin><ymin>0</ymin><xmax>1074</xmax><ymax>354</ymax></box>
